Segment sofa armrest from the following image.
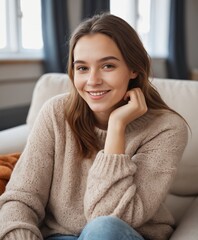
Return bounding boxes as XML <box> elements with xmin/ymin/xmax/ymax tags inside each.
<box><xmin>0</xmin><ymin>124</ymin><xmax>29</xmax><ymax>154</ymax></box>
<box><xmin>169</xmin><ymin>197</ymin><xmax>198</xmax><ymax>240</ymax></box>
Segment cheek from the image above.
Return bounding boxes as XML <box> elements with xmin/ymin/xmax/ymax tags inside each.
<box><xmin>74</xmin><ymin>77</ymin><xmax>83</xmax><ymax>92</ymax></box>
<box><xmin>113</xmin><ymin>71</ymin><xmax>131</xmax><ymax>87</ymax></box>
<box><xmin>115</xmin><ymin>78</ymin><xmax>130</xmax><ymax>93</ymax></box>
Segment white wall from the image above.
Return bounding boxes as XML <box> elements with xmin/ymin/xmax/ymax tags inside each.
<box><xmin>0</xmin><ymin>61</ymin><xmax>44</xmax><ymax>109</ymax></box>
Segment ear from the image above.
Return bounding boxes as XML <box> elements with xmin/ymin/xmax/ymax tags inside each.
<box><xmin>130</xmin><ymin>70</ymin><xmax>138</xmax><ymax>79</ymax></box>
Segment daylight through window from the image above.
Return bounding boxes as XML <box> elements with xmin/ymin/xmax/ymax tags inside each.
<box><xmin>110</xmin><ymin>0</ymin><xmax>170</xmax><ymax>57</ymax></box>
<box><xmin>0</xmin><ymin>0</ymin><xmax>43</xmax><ymax>58</ymax></box>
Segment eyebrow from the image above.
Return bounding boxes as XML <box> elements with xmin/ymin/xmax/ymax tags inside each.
<box><xmin>73</xmin><ymin>56</ymin><xmax>120</xmax><ymax>65</ymax></box>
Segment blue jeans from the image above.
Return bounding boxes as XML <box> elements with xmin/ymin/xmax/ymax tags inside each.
<box><xmin>46</xmin><ymin>216</ymin><xmax>145</xmax><ymax>240</ymax></box>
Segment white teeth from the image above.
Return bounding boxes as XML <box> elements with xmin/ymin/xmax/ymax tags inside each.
<box><xmin>89</xmin><ymin>91</ymin><xmax>107</xmax><ymax>96</ymax></box>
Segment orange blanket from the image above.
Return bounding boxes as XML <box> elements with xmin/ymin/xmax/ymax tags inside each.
<box><xmin>0</xmin><ymin>153</ymin><xmax>21</xmax><ymax>195</ymax></box>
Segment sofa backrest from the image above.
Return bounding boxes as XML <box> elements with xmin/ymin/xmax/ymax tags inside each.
<box><xmin>152</xmin><ymin>78</ymin><xmax>198</xmax><ymax>196</ymax></box>
<box><xmin>27</xmin><ymin>74</ymin><xmax>198</xmax><ymax>196</ymax></box>
<box><xmin>26</xmin><ymin>73</ymin><xmax>70</xmax><ymax>128</ymax></box>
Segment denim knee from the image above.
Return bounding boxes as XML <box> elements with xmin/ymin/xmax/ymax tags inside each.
<box><xmin>79</xmin><ymin>216</ymin><xmax>144</xmax><ymax>240</ymax></box>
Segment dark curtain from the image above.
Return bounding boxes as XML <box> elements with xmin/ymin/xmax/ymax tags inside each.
<box><xmin>167</xmin><ymin>0</ymin><xmax>188</xmax><ymax>79</ymax></box>
<box><xmin>82</xmin><ymin>0</ymin><xmax>110</xmax><ymax>19</ymax></box>
<box><xmin>41</xmin><ymin>0</ymin><xmax>70</xmax><ymax>73</ymax></box>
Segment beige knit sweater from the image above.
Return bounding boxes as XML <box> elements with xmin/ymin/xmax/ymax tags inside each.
<box><xmin>0</xmin><ymin>94</ymin><xmax>188</xmax><ymax>240</ymax></box>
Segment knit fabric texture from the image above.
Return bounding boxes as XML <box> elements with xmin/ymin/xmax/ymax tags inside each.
<box><xmin>0</xmin><ymin>94</ymin><xmax>188</xmax><ymax>240</ymax></box>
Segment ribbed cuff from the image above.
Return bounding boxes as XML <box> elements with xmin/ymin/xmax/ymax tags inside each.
<box><xmin>3</xmin><ymin>229</ymin><xmax>41</xmax><ymax>240</ymax></box>
<box><xmin>91</xmin><ymin>150</ymin><xmax>137</xmax><ymax>178</ymax></box>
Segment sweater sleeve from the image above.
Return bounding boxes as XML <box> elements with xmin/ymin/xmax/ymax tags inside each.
<box><xmin>84</xmin><ymin>115</ymin><xmax>188</xmax><ymax>228</ymax></box>
<box><xmin>2</xmin><ymin>229</ymin><xmax>41</xmax><ymax>240</ymax></box>
<box><xmin>0</xmin><ymin>99</ymin><xmax>56</xmax><ymax>240</ymax></box>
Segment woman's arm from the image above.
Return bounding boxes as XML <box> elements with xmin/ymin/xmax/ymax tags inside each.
<box><xmin>0</xmin><ymin>99</ymin><xmax>56</xmax><ymax>240</ymax></box>
<box><xmin>104</xmin><ymin>88</ymin><xmax>147</xmax><ymax>154</ymax></box>
<box><xmin>84</xmin><ymin>89</ymin><xmax>188</xmax><ymax>228</ymax></box>
<box><xmin>84</xmin><ymin>118</ymin><xmax>188</xmax><ymax>227</ymax></box>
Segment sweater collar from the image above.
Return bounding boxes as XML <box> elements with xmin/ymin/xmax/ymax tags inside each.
<box><xmin>94</xmin><ymin>110</ymin><xmax>155</xmax><ymax>139</ymax></box>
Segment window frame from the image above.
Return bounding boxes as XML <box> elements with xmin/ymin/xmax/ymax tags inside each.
<box><xmin>0</xmin><ymin>0</ymin><xmax>44</xmax><ymax>60</ymax></box>
<box><xmin>110</xmin><ymin>0</ymin><xmax>170</xmax><ymax>58</ymax></box>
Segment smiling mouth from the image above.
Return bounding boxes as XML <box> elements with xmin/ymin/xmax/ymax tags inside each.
<box><xmin>87</xmin><ymin>90</ymin><xmax>110</xmax><ymax>96</ymax></box>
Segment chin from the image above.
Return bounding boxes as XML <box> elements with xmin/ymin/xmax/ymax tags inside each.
<box><xmin>89</xmin><ymin>105</ymin><xmax>113</xmax><ymax>114</ymax></box>
<box><xmin>89</xmin><ymin>107</ymin><xmax>106</xmax><ymax>113</ymax></box>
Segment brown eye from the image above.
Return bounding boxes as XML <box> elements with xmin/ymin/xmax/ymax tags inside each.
<box><xmin>76</xmin><ymin>66</ymin><xmax>88</xmax><ymax>71</ymax></box>
<box><xmin>103</xmin><ymin>64</ymin><xmax>115</xmax><ymax>69</ymax></box>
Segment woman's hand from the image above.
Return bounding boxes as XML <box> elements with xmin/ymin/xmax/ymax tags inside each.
<box><xmin>104</xmin><ymin>88</ymin><xmax>147</xmax><ymax>154</ymax></box>
<box><xmin>109</xmin><ymin>88</ymin><xmax>148</xmax><ymax>129</ymax></box>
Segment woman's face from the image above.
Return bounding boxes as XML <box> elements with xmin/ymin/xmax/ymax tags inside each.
<box><xmin>73</xmin><ymin>33</ymin><xmax>136</xmax><ymax>125</ymax></box>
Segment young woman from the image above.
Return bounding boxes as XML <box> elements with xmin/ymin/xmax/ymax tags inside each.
<box><xmin>0</xmin><ymin>14</ymin><xmax>188</xmax><ymax>240</ymax></box>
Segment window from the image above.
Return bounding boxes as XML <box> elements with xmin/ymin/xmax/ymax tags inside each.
<box><xmin>110</xmin><ymin>0</ymin><xmax>170</xmax><ymax>57</ymax></box>
<box><xmin>0</xmin><ymin>0</ymin><xmax>43</xmax><ymax>59</ymax></box>
<box><xmin>0</xmin><ymin>0</ymin><xmax>7</xmax><ymax>49</ymax></box>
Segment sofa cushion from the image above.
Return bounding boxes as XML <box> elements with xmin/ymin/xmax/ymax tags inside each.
<box><xmin>26</xmin><ymin>73</ymin><xmax>70</xmax><ymax>128</ymax></box>
<box><xmin>165</xmin><ymin>194</ymin><xmax>195</xmax><ymax>225</ymax></box>
<box><xmin>0</xmin><ymin>125</ymin><xmax>29</xmax><ymax>154</ymax></box>
<box><xmin>152</xmin><ymin>78</ymin><xmax>198</xmax><ymax>196</ymax></box>
<box><xmin>168</xmin><ymin>197</ymin><xmax>198</xmax><ymax>239</ymax></box>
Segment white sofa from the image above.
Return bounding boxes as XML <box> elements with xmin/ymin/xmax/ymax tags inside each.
<box><xmin>0</xmin><ymin>73</ymin><xmax>198</xmax><ymax>239</ymax></box>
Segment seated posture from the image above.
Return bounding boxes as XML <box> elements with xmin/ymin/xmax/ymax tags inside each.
<box><xmin>0</xmin><ymin>14</ymin><xmax>188</xmax><ymax>240</ymax></box>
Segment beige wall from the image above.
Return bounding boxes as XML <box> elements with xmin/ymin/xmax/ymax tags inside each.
<box><xmin>186</xmin><ymin>0</ymin><xmax>198</xmax><ymax>78</ymax></box>
<box><xmin>0</xmin><ymin>61</ymin><xmax>44</xmax><ymax>109</ymax></box>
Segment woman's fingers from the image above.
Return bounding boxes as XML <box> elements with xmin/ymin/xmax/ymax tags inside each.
<box><xmin>125</xmin><ymin>88</ymin><xmax>148</xmax><ymax>116</ymax></box>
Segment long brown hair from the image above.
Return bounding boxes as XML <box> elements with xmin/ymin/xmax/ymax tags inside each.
<box><xmin>65</xmin><ymin>13</ymin><xmax>183</xmax><ymax>158</ymax></box>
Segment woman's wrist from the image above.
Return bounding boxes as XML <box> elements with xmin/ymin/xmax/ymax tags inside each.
<box><xmin>108</xmin><ymin>114</ymin><xmax>127</xmax><ymax>132</ymax></box>
<box><xmin>104</xmin><ymin>120</ymin><xmax>126</xmax><ymax>154</ymax></box>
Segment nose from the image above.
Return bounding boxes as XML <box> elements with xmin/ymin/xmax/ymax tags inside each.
<box><xmin>87</xmin><ymin>69</ymin><xmax>102</xmax><ymax>86</ymax></box>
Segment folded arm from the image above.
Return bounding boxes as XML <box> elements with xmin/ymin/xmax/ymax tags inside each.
<box><xmin>84</xmin><ymin>114</ymin><xmax>188</xmax><ymax>228</ymax></box>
